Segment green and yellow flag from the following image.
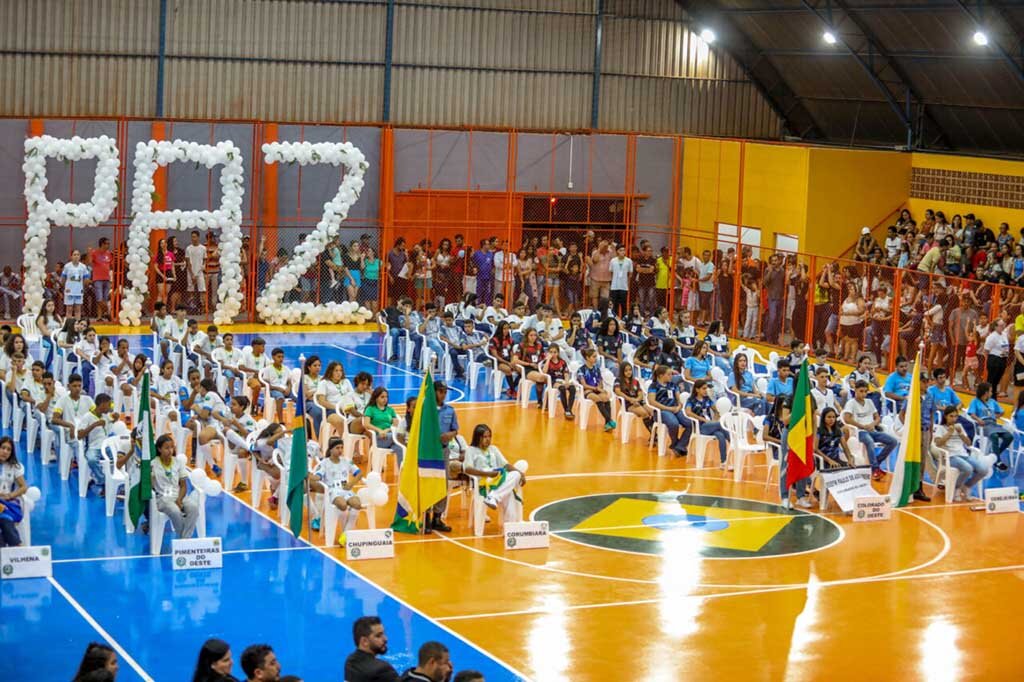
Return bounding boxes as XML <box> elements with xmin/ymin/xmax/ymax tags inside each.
<box><xmin>888</xmin><ymin>352</ymin><xmax>923</xmax><ymax>507</ymax></box>
<box><xmin>392</xmin><ymin>372</ymin><xmax>448</xmax><ymax>534</ymax></box>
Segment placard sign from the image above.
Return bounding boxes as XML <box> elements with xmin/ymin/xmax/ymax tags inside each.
<box><xmin>984</xmin><ymin>486</ymin><xmax>1020</xmax><ymax>515</ymax></box>
<box><xmin>854</xmin><ymin>495</ymin><xmax>892</xmax><ymax>522</ymax></box>
<box><xmin>172</xmin><ymin>537</ymin><xmax>223</xmax><ymax>570</ymax></box>
<box><xmin>504</xmin><ymin>521</ymin><xmax>550</xmax><ymax>550</ymax></box>
<box><xmin>346</xmin><ymin>529</ymin><xmax>395</xmax><ymax>560</ymax></box>
<box><xmin>1</xmin><ymin>546</ymin><xmax>53</xmax><ymax>579</ymax></box>
<box><xmin>819</xmin><ymin>467</ymin><xmax>876</xmax><ymax>513</ymax></box>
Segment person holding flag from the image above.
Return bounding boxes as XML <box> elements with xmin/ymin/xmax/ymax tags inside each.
<box><xmin>392</xmin><ymin>372</ymin><xmax>449</xmax><ymax>534</ymax></box>
<box><xmin>285</xmin><ymin>374</ymin><xmax>310</xmax><ymax>538</ymax></box>
<box><xmin>889</xmin><ymin>351</ymin><xmax>927</xmax><ymax>507</ymax></box>
<box><xmin>781</xmin><ymin>358</ymin><xmax>817</xmax><ymax>509</ymax></box>
<box><xmin>127</xmin><ymin>371</ymin><xmax>155</xmax><ymax>532</ymax></box>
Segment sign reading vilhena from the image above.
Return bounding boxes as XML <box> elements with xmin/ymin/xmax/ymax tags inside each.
<box><xmin>504</xmin><ymin>521</ymin><xmax>550</xmax><ymax>550</ymax></box>
<box><xmin>1</xmin><ymin>546</ymin><xmax>53</xmax><ymax>579</ymax></box>
<box><xmin>172</xmin><ymin>537</ymin><xmax>223</xmax><ymax>570</ymax></box>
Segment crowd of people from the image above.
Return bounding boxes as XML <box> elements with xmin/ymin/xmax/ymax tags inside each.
<box><xmin>68</xmin><ymin>618</ymin><xmax>487</xmax><ymax>681</ymax></box>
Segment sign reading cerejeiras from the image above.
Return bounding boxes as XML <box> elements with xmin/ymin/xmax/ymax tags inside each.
<box><xmin>172</xmin><ymin>537</ymin><xmax>223</xmax><ymax>570</ymax></box>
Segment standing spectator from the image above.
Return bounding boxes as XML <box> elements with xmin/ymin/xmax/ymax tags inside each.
<box><xmin>345</xmin><ymin>616</ymin><xmax>399</xmax><ymax>682</ymax></box>
<box><xmin>192</xmin><ymin>638</ymin><xmax>240</xmax><ymax>682</ymax></box>
<box><xmin>789</xmin><ymin>263</ymin><xmax>809</xmax><ymax>343</ymax></box>
<box><xmin>472</xmin><ymin>239</ymin><xmax>495</xmax><ymax>305</ymax></box>
<box><xmin>544</xmin><ymin>238</ymin><xmax>564</xmax><ymax>315</ymax></box>
<box><xmin>983</xmin><ymin>319</ymin><xmax>1010</xmax><ymax>398</ymax></box>
<box><xmin>432</xmin><ymin>238</ymin><xmax>454</xmax><ymax>306</ymax></box>
<box><xmin>88</xmin><ymin>237</ymin><xmax>113</xmax><ymax>320</ymax></box>
<box><xmin>240</xmin><ymin>644</ymin><xmax>280</xmax><ymax>682</ymax></box>
<box><xmin>72</xmin><ymin>642</ymin><xmax>119</xmax><ymax>682</ymax></box>
<box><xmin>608</xmin><ymin>244</ymin><xmax>633</xmax><ymax>318</ymax></box>
<box><xmin>0</xmin><ymin>436</ymin><xmax>27</xmax><ymax>547</ymax></box>
<box><xmin>588</xmin><ymin>239</ymin><xmax>612</xmax><ymax>308</ymax></box>
<box><xmin>361</xmin><ymin>247</ymin><xmax>382</xmax><ymax>312</ymax></box>
<box><xmin>633</xmin><ymin>243</ymin><xmax>656</xmax><ymax>314</ymax></box>
<box><xmin>167</xmin><ymin>235</ymin><xmax>186</xmax><ymax>312</ymax></box>
<box><xmin>398</xmin><ymin>642</ymin><xmax>452</xmax><ymax>682</ymax></box>
<box><xmin>562</xmin><ymin>242</ymin><xmax>583</xmax><ymax>312</ymax></box>
<box><xmin>387</xmin><ymin>238</ymin><xmax>409</xmax><ymax>304</ymax></box>
<box><xmin>764</xmin><ymin>254</ymin><xmax>785</xmax><ymax>344</ymax></box>
<box><xmin>185</xmin><ymin>231</ymin><xmax>208</xmax><ymax>314</ymax></box>
<box><xmin>0</xmin><ymin>266</ymin><xmax>21</xmax><ymax>319</ymax></box>
<box><xmin>205</xmin><ymin>232</ymin><xmax>221</xmax><ymax>307</ymax></box>
<box><xmin>654</xmin><ymin>246</ymin><xmax>672</xmax><ymax>309</ymax></box>
<box><xmin>62</xmin><ymin>249</ymin><xmax>91</xmax><ymax>320</ymax></box>
<box><xmin>697</xmin><ymin>249</ymin><xmax>715</xmax><ymax>325</ymax></box>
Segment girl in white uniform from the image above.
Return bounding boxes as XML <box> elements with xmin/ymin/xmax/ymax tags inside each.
<box><xmin>152</xmin><ymin>360</ymin><xmax>184</xmax><ymax>433</ymax></box>
<box><xmin>315</xmin><ymin>361</ymin><xmax>354</xmax><ymax>439</ymax></box>
<box><xmin>213</xmin><ymin>396</ymin><xmax>258</xmax><ymax>493</ymax></box>
<box><xmin>309</xmin><ymin>436</ymin><xmax>365</xmax><ymax>537</ymax></box>
<box><xmin>250</xmin><ymin>421</ymin><xmax>288</xmax><ymax>508</ymax></box>
<box><xmin>462</xmin><ymin>424</ymin><xmax>527</xmax><ymax>522</ymax></box>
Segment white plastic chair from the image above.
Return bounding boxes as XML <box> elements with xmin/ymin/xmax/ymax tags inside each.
<box><xmin>678</xmin><ymin>392</ymin><xmax>719</xmax><ymax>468</ymax></box>
<box><xmin>721</xmin><ymin>411</ymin><xmax>764</xmax><ymax>482</ymax></box>
<box><xmin>100</xmin><ymin>436</ymin><xmax>129</xmax><ymax>518</ymax></box>
<box><xmin>932</xmin><ymin>443</ymin><xmax>991</xmax><ymax>503</ymax></box>
<box><xmin>572</xmin><ymin>379</ymin><xmax>599</xmax><ymax>430</ymax></box>
<box><xmin>368</xmin><ymin>429</ymin><xmax>399</xmax><ymax>480</ymax></box>
<box><xmin>17</xmin><ymin>314</ymin><xmax>40</xmax><ymax>344</ymax></box>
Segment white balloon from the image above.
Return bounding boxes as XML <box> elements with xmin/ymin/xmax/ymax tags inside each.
<box><xmin>189</xmin><ymin>468</ymin><xmax>209</xmax><ymax>487</ymax></box>
<box><xmin>357</xmin><ymin>487</ymin><xmax>373</xmax><ymax>506</ymax></box>
<box><xmin>24</xmin><ymin>486</ymin><xmax>42</xmax><ymax>504</ymax></box>
<box><xmin>372</xmin><ymin>487</ymin><xmax>388</xmax><ymax>507</ymax></box>
<box><xmin>513</xmin><ymin>459</ymin><xmax>529</xmax><ymax>473</ymax></box>
<box><xmin>365</xmin><ymin>471</ymin><xmax>382</xmax><ymax>489</ymax></box>
<box><xmin>202</xmin><ymin>479</ymin><xmax>224</xmax><ymax>497</ymax></box>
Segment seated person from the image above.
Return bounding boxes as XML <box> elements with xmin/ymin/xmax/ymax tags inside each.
<box><xmin>614</xmin><ymin>362</ymin><xmax>652</xmax><ymax>431</ymax></box>
<box><xmin>647</xmin><ymin>365</ymin><xmax>688</xmax><ymax>456</ymax></box>
<box><xmin>883</xmin><ymin>355</ymin><xmax>912</xmax><ymax>415</ymax></box>
<box><xmin>488</xmin><ymin>321</ymin><xmax>519</xmax><ymax>397</ymax></box>
<box><xmin>251</xmin><ymin>421</ymin><xmax>288</xmax><ymax>508</ymax></box>
<box><xmin>967</xmin><ymin>381</ymin><xmax>1012</xmax><ymax>471</ymax></box>
<box><xmin>670</xmin><ymin>310</ymin><xmax>696</xmax><ymax>354</ymax></box>
<box><xmin>51</xmin><ymin>373</ymin><xmax>93</xmax><ymax>448</ymax></box>
<box><xmin>239</xmin><ymin>337</ymin><xmax>270</xmax><ymax>415</ymax></box>
<box><xmin>339</xmin><ymin>372</ymin><xmax>374</xmax><ymax>436</ymax></box>
<box><xmin>76</xmin><ymin>393</ymin><xmax>117</xmax><ymax>494</ymax></box>
<box><xmin>309</xmin><ymin>436</ymin><xmax>365</xmax><ymax>538</ymax></box>
<box><xmin>188</xmin><ymin>378</ymin><xmax>227</xmax><ymax>457</ymax></box>
<box><xmin>362</xmin><ymin>387</ymin><xmax>398</xmax><ymax>450</ymax></box>
<box><xmin>315</xmin><ymin>361</ymin><xmax>354</xmax><ymax>438</ymax></box>
<box><xmin>448</xmin><ymin>319</ymin><xmax>488</xmax><ymax>381</ymax></box>
<box><xmin>815</xmin><ymin>407</ymin><xmax>853</xmax><ymax>468</ymax></box>
<box><xmin>0</xmin><ymin>436</ymin><xmax>28</xmax><ymax>548</ymax></box>
<box><xmin>783</xmin><ymin>339</ymin><xmax>808</xmax><ymax>372</ymax></box>
<box><xmin>594</xmin><ymin>317</ymin><xmax>623</xmax><ymax>374</ymax></box>
<box><xmin>847</xmin><ymin>354</ymin><xmax>882</xmax><ymax>412</ymax></box>
<box><xmin>512</xmin><ymin>328</ymin><xmax>548</xmax><ymax>408</ymax></box>
<box><xmin>212</xmin><ymin>395</ymin><xmax>258</xmax><ymax>492</ymax></box>
<box><xmin>810</xmin><ymin>366</ymin><xmax>837</xmax><ymax>413</ymax></box>
<box><xmin>564</xmin><ymin>312</ymin><xmax>592</xmax><ymax>356</ymax></box>
<box><xmin>541</xmin><ymin>345</ymin><xmax>575</xmax><ymax>420</ymax></box>
<box><xmin>151</xmin><ymin>433</ymin><xmax>200</xmax><ymax>539</ymax></box>
<box><xmin>648</xmin><ymin>307</ymin><xmax>672</xmax><ymax>339</ymax></box>
<box><xmin>622</xmin><ymin>303</ymin><xmax>647</xmax><ymax>344</ymax></box>
<box><xmin>683</xmin><ymin>340</ymin><xmax>713</xmax><ymax>387</ymax></box>
<box><xmin>576</xmin><ymin>349</ymin><xmax>615</xmax><ymax>431</ymax></box>
<box><xmin>766</xmin><ymin>363</ymin><xmax>795</xmax><ymax>405</ymax></box>
<box><xmin>729</xmin><ymin>353</ymin><xmax>766</xmax><ymax>415</ymax></box>
<box><xmin>212</xmin><ymin>332</ymin><xmax>245</xmax><ymax>398</ymax></box>
<box><xmin>259</xmin><ymin>347</ymin><xmax>295</xmax><ymax>420</ymax></box>
<box><xmin>417</xmin><ymin>303</ymin><xmax>445</xmax><ymax>367</ymax></box>
<box><xmin>704</xmin><ymin>320</ymin><xmax>731</xmax><ymax>372</ymax></box>
<box><xmin>842</xmin><ymin>381</ymin><xmax>898</xmax><ymax>479</ymax></box>
<box><xmin>463</xmin><ymin>424</ymin><xmax>527</xmax><ymax>521</ymax></box>
<box><xmin>934</xmin><ymin>406</ymin><xmax>990</xmax><ymax>500</ymax></box>
<box><xmin>684</xmin><ymin>379</ymin><xmax>730</xmax><ymax>466</ymax></box>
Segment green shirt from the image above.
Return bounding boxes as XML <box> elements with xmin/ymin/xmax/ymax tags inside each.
<box><xmin>365</xmin><ymin>404</ymin><xmax>396</xmax><ymax>431</ymax></box>
<box><xmin>363</xmin><ymin>258</ymin><xmax>381</xmax><ymax>281</ymax></box>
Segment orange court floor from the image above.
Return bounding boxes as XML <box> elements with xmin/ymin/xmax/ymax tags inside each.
<box><xmin>235</xmin><ymin>400</ymin><xmax>1024</xmax><ymax>682</ymax></box>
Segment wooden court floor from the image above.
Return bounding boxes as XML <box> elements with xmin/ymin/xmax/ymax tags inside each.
<box><xmin>237</xmin><ymin>401</ymin><xmax>1024</xmax><ymax>682</ymax></box>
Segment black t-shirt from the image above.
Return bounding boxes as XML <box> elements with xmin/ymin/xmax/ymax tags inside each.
<box><xmin>345</xmin><ymin>650</ymin><xmax>399</xmax><ymax>682</ymax></box>
<box><xmin>635</xmin><ymin>254</ymin><xmax>656</xmax><ymax>287</ymax></box>
<box><xmin>383</xmin><ymin>306</ymin><xmax>402</xmax><ymax>328</ymax></box>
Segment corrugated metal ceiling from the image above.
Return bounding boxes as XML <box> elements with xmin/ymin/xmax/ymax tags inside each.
<box><xmin>690</xmin><ymin>0</ymin><xmax>1024</xmax><ymax>154</ymax></box>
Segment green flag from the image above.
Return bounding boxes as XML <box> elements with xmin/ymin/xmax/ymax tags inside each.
<box><xmin>128</xmin><ymin>371</ymin><xmax>154</xmax><ymax>527</ymax></box>
<box><xmin>286</xmin><ymin>387</ymin><xmax>308</xmax><ymax>537</ymax></box>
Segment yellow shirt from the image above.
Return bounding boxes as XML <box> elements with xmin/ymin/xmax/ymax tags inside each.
<box><xmin>655</xmin><ymin>256</ymin><xmax>672</xmax><ymax>289</ymax></box>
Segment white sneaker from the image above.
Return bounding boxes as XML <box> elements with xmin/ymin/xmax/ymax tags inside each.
<box><xmin>796</xmin><ymin>497</ymin><xmax>813</xmax><ymax>509</ymax></box>
<box><xmin>483</xmin><ymin>494</ymin><xmax>498</xmax><ymax>510</ymax></box>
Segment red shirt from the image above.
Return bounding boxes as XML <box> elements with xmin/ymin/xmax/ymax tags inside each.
<box><xmin>91</xmin><ymin>249</ymin><xmax>112</xmax><ymax>281</ymax></box>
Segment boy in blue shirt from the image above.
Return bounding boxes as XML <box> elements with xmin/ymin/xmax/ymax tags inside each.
<box><xmin>767</xmin><ymin>363</ymin><xmax>794</xmax><ymax>405</ymax></box>
<box><xmin>883</xmin><ymin>356</ymin><xmax>912</xmax><ymax>415</ymax></box>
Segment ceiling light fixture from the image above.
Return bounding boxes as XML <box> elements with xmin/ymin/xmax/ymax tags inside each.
<box><xmin>973</xmin><ymin>30</ymin><xmax>989</xmax><ymax>46</ymax></box>
<box><xmin>823</xmin><ymin>31</ymin><xmax>837</xmax><ymax>45</ymax></box>
<box><xmin>699</xmin><ymin>28</ymin><xmax>716</xmax><ymax>44</ymax></box>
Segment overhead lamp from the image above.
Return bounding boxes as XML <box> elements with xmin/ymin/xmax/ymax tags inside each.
<box><xmin>699</xmin><ymin>28</ymin><xmax>716</xmax><ymax>44</ymax></box>
<box><xmin>823</xmin><ymin>31</ymin><xmax>837</xmax><ymax>45</ymax></box>
<box><xmin>973</xmin><ymin>30</ymin><xmax>989</xmax><ymax>46</ymax></box>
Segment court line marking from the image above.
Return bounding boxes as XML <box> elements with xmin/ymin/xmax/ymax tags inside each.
<box><xmin>434</xmin><ymin>561</ymin><xmax>1024</xmax><ymax>622</ymax></box>
<box><xmin>48</xmin><ymin>576</ymin><xmax>155</xmax><ymax>682</ymax></box>
<box><xmin>51</xmin><ymin>545</ymin><xmax>315</xmax><ymax>564</ymax></box>
<box><xmin>329</xmin><ymin>343</ymin><xmax>468</xmax><ymax>403</ymax></box>
<box><xmin>218</xmin><ymin>486</ymin><xmax>532</xmax><ymax>681</ymax></box>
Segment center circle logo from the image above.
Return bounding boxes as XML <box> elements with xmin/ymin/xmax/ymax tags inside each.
<box><xmin>533</xmin><ymin>492</ymin><xmax>842</xmax><ymax>558</ymax></box>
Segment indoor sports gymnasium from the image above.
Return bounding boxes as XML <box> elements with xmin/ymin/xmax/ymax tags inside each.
<box><xmin>2</xmin><ymin>1</ymin><xmax>1023</xmax><ymax>681</ymax></box>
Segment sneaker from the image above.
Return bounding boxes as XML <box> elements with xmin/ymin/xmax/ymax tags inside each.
<box><xmin>432</xmin><ymin>517</ymin><xmax>452</xmax><ymax>533</ymax></box>
<box><xmin>565</xmin><ymin>412</ymin><xmax>575</xmax><ymax>421</ymax></box>
<box><xmin>483</xmin><ymin>495</ymin><xmax>498</xmax><ymax>510</ymax></box>
<box><xmin>871</xmin><ymin>469</ymin><xmax>884</xmax><ymax>481</ymax></box>
<box><xmin>995</xmin><ymin>461</ymin><xmax>1009</xmax><ymax>472</ymax></box>
<box><xmin>796</xmin><ymin>497</ymin><xmax>813</xmax><ymax>509</ymax></box>
<box><xmin>506</xmin><ymin>389</ymin><xmax>517</xmax><ymax>399</ymax></box>
<box><xmin>311</xmin><ymin>517</ymin><xmax>321</xmax><ymax>531</ymax></box>
<box><xmin>604</xmin><ymin>420</ymin><xmax>616</xmax><ymax>432</ymax></box>
<box><xmin>211</xmin><ymin>464</ymin><xmax>222</xmax><ymax>477</ymax></box>
<box><xmin>268</xmin><ymin>495</ymin><xmax>278</xmax><ymax>509</ymax></box>
<box><xmin>338</xmin><ymin>532</ymin><xmax>347</xmax><ymax>545</ymax></box>
<box><xmin>233</xmin><ymin>482</ymin><xmax>249</xmax><ymax>493</ymax></box>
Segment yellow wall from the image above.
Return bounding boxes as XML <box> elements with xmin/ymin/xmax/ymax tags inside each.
<box><xmin>908</xmin><ymin>152</ymin><xmax>1024</xmax><ymax>230</ymax></box>
<box><xmin>680</xmin><ymin>139</ymin><xmax>909</xmax><ymax>257</ymax></box>
<box><xmin>805</xmin><ymin>147</ymin><xmax>910</xmax><ymax>256</ymax></box>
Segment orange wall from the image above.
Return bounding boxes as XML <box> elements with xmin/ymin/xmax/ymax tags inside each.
<box><xmin>908</xmin><ymin>152</ymin><xmax>1024</xmax><ymax>230</ymax></box>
